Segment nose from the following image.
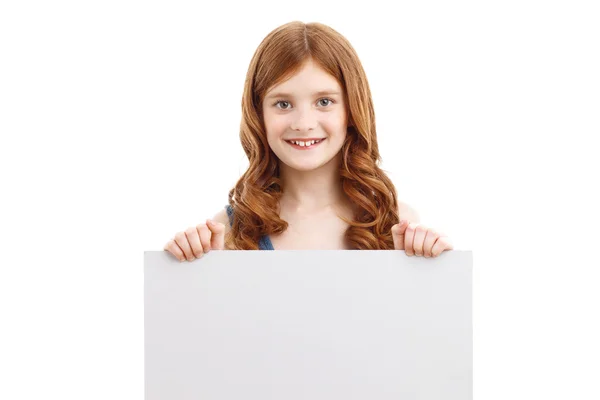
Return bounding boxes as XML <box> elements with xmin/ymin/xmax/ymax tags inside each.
<box><xmin>290</xmin><ymin>107</ymin><xmax>317</xmax><ymax>132</ymax></box>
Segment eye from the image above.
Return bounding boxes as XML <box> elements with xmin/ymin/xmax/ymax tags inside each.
<box><xmin>318</xmin><ymin>98</ymin><xmax>334</xmax><ymax>107</ymax></box>
<box><xmin>273</xmin><ymin>98</ymin><xmax>334</xmax><ymax>110</ymax></box>
<box><xmin>274</xmin><ymin>101</ymin><xmax>291</xmax><ymax>110</ymax></box>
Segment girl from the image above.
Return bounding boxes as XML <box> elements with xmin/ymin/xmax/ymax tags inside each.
<box><xmin>164</xmin><ymin>21</ymin><xmax>453</xmax><ymax>261</ymax></box>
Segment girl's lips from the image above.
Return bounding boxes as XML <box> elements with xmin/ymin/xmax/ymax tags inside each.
<box><xmin>285</xmin><ymin>138</ymin><xmax>326</xmax><ymax>150</ymax></box>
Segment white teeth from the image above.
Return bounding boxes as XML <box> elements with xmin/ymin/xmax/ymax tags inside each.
<box><xmin>291</xmin><ymin>139</ymin><xmax>321</xmax><ymax>146</ymax></box>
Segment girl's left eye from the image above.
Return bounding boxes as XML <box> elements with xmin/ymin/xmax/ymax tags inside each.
<box><xmin>318</xmin><ymin>98</ymin><xmax>333</xmax><ymax>107</ymax></box>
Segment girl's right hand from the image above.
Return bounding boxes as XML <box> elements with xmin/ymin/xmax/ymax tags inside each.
<box><xmin>163</xmin><ymin>219</ymin><xmax>226</xmax><ymax>262</ymax></box>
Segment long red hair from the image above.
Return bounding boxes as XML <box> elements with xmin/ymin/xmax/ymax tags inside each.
<box><xmin>225</xmin><ymin>21</ymin><xmax>400</xmax><ymax>250</ymax></box>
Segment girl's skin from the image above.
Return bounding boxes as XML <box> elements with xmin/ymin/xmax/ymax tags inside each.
<box><xmin>164</xmin><ymin>59</ymin><xmax>453</xmax><ymax>261</ymax></box>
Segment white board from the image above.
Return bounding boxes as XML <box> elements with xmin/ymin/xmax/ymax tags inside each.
<box><xmin>144</xmin><ymin>250</ymin><xmax>472</xmax><ymax>399</ymax></box>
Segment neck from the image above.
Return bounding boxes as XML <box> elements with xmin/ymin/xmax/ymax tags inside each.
<box><xmin>278</xmin><ymin>152</ymin><xmax>347</xmax><ymax>212</ymax></box>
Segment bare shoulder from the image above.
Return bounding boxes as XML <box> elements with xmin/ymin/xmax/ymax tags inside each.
<box><xmin>211</xmin><ymin>208</ymin><xmax>232</xmax><ymax>235</ymax></box>
<box><xmin>398</xmin><ymin>200</ymin><xmax>420</xmax><ymax>223</ymax></box>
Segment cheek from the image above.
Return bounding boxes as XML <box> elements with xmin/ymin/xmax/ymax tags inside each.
<box><xmin>322</xmin><ymin>113</ymin><xmax>348</xmax><ymax>134</ymax></box>
<box><xmin>264</xmin><ymin>114</ymin><xmax>288</xmax><ymax>138</ymax></box>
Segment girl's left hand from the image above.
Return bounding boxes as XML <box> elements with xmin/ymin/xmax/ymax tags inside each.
<box><xmin>391</xmin><ymin>220</ymin><xmax>453</xmax><ymax>257</ymax></box>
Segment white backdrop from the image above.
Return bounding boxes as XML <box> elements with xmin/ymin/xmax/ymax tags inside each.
<box><xmin>1</xmin><ymin>0</ymin><xmax>598</xmax><ymax>399</ymax></box>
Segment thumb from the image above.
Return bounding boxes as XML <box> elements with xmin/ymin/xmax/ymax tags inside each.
<box><xmin>391</xmin><ymin>220</ymin><xmax>408</xmax><ymax>250</ymax></box>
<box><xmin>206</xmin><ymin>219</ymin><xmax>226</xmax><ymax>250</ymax></box>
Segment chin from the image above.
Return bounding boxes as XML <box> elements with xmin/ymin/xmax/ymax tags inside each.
<box><xmin>280</xmin><ymin>158</ymin><xmax>328</xmax><ymax>172</ymax></box>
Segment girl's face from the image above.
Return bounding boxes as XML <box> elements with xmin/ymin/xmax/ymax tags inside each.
<box><xmin>262</xmin><ymin>59</ymin><xmax>348</xmax><ymax>173</ymax></box>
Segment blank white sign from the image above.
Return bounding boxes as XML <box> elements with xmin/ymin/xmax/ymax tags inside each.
<box><xmin>144</xmin><ymin>250</ymin><xmax>472</xmax><ymax>400</ymax></box>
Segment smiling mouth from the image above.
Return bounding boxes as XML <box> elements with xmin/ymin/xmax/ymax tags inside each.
<box><xmin>285</xmin><ymin>138</ymin><xmax>326</xmax><ymax>149</ymax></box>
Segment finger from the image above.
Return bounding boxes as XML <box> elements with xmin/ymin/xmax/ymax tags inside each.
<box><xmin>423</xmin><ymin>229</ymin><xmax>440</xmax><ymax>258</ymax></box>
<box><xmin>206</xmin><ymin>219</ymin><xmax>226</xmax><ymax>250</ymax></box>
<box><xmin>391</xmin><ymin>220</ymin><xmax>408</xmax><ymax>250</ymax></box>
<box><xmin>181</xmin><ymin>226</ymin><xmax>203</xmax><ymax>259</ymax></box>
<box><xmin>431</xmin><ymin>236</ymin><xmax>453</xmax><ymax>257</ymax></box>
<box><xmin>195</xmin><ymin>224</ymin><xmax>212</xmax><ymax>254</ymax></box>
<box><xmin>404</xmin><ymin>223</ymin><xmax>418</xmax><ymax>256</ymax></box>
<box><xmin>174</xmin><ymin>231</ymin><xmax>195</xmax><ymax>261</ymax></box>
<box><xmin>164</xmin><ymin>239</ymin><xmax>185</xmax><ymax>262</ymax></box>
<box><xmin>412</xmin><ymin>225</ymin><xmax>427</xmax><ymax>256</ymax></box>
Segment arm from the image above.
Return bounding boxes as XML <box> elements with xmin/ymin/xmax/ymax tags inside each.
<box><xmin>398</xmin><ymin>201</ymin><xmax>420</xmax><ymax>224</ymax></box>
<box><xmin>211</xmin><ymin>208</ymin><xmax>232</xmax><ymax>236</ymax></box>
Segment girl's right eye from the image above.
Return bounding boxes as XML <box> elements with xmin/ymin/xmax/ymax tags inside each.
<box><xmin>274</xmin><ymin>101</ymin><xmax>291</xmax><ymax>110</ymax></box>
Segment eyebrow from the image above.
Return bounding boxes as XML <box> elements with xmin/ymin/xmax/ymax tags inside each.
<box><xmin>264</xmin><ymin>90</ymin><xmax>342</xmax><ymax>100</ymax></box>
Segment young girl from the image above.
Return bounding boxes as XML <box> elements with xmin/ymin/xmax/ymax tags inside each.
<box><xmin>164</xmin><ymin>21</ymin><xmax>453</xmax><ymax>261</ymax></box>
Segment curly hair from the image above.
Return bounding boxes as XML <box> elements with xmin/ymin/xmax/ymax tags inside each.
<box><xmin>225</xmin><ymin>21</ymin><xmax>400</xmax><ymax>250</ymax></box>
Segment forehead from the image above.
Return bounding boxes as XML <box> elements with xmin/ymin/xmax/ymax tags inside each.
<box><xmin>264</xmin><ymin>60</ymin><xmax>342</xmax><ymax>99</ymax></box>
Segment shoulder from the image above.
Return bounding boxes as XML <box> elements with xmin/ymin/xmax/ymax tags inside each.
<box><xmin>398</xmin><ymin>200</ymin><xmax>420</xmax><ymax>224</ymax></box>
<box><xmin>211</xmin><ymin>207</ymin><xmax>232</xmax><ymax>235</ymax></box>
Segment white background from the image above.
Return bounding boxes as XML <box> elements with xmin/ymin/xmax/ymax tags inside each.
<box><xmin>1</xmin><ymin>0</ymin><xmax>598</xmax><ymax>399</ymax></box>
